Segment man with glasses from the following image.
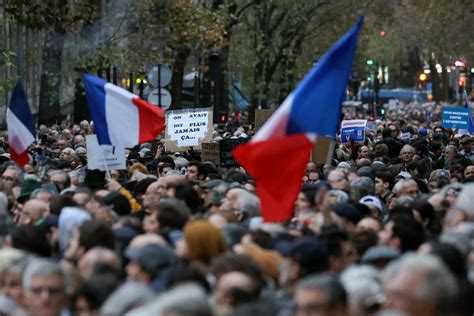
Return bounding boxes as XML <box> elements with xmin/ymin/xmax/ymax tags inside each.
<box><xmin>1</xmin><ymin>165</ymin><xmax>22</xmax><ymax>189</ymax></box>
<box><xmin>23</xmin><ymin>259</ymin><xmax>67</xmax><ymax>316</ymax></box>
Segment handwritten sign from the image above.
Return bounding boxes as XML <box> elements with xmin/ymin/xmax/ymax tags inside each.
<box><xmin>201</xmin><ymin>142</ymin><xmax>220</xmax><ymax>167</ymax></box>
<box><xmin>221</xmin><ymin>138</ymin><xmax>248</xmax><ymax>168</ymax></box>
<box><xmin>86</xmin><ymin>135</ymin><xmax>126</xmax><ymax>171</ymax></box>
<box><xmin>166</xmin><ymin>108</ymin><xmax>212</xmax><ymax>148</ymax></box>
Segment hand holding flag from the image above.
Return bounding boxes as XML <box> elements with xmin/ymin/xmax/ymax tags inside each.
<box><xmin>233</xmin><ymin>17</ymin><xmax>364</xmax><ymax>222</ymax></box>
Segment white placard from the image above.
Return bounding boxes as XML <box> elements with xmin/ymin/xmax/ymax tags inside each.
<box><xmin>86</xmin><ymin>135</ymin><xmax>126</xmax><ymax>171</ymax></box>
<box><xmin>166</xmin><ymin>109</ymin><xmax>211</xmax><ymax>147</ymax></box>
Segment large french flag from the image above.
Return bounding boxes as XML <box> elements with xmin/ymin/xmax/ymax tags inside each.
<box><xmin>233</xmin><ymin>17</ymin><xmax>363</xmax><ymax>222</ymax></box>
<box><xmin>7</xmin><ymin>82</ymin><xmax>36</xmax><ymax>168</ymax></box>
<box><xmin>83</xmin><ymin>74</ymin><xmax>166</xmax><ymax>148</ymax></box>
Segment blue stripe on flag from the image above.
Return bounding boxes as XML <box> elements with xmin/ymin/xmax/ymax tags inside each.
<box><xmin>287</xmin><ymin>16</ymin><xmax>363</xmax><ymax>138</ymax></box>
<box><xmin>8</xmin><ymin>82</ymin><xmax>36</xmax><ymax>138</ymax></box>
<box><xmin>83</xmin><ymin>74</ymin><xmax>112</xmax><ymax>145</ymax></box>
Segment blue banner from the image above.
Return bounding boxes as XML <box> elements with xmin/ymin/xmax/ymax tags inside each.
<box><xmin>441</xmin><ymin>107</ymin><xmax>470</xmax><ymax>129</ymax></box>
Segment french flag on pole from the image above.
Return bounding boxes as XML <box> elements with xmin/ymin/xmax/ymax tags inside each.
<box><xmin>233</xmin><ymin>17</ymin><xmax>363</xmax><ymax>222</ymax></box>
<box><xmin>83</xmin><ymin>74</ymin><xmax>166</xmax><ymax>148</ymax></box>
<box><xmin>7</xmin><ymin>82</ymin><xmax>36</xmax><ymax>168</ymax></box>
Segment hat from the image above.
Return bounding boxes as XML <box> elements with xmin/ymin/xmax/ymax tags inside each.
<box><xmin>38</xmin><ymin>215</ymin><xmax>59</xmax><ymax>233</ymax></box>
<box><xmin>127</xmin><ymin>151</ymin><xmax>140</xmax><ymax>160</ymax></box>
<box><xmin>139</xmin><ymin>148</ymin><xmax>153</xmax><ymax>159</ymax></box>
<box><xmin>17</xmin><ymin>179</ymin><xmax>42</xmax><ymax>203</ymax></box>
<box><xmin>396</xmin><ymin>171</ymin><xmax>412</xmax><ymax>180</ymax></box>
<box><xmin>357</xmin><ymin>166</ymin><xmax>374</xmax><ymax>180</ymax></box>
<box><xmin>140</xmin><ymin>143</ymin><xmax>151</xmax><ymax>150</ymax></box>
<box><xmin>113</xmin><ymin>226</ymin><xmax>139</xmax><ymax>250</ymax></box>
<box><xmin>331</xmin><ymin>203</ymin><xmax>363</xmax><ymax>225</ymax></box>
<box><xmin>359</xmin><ymin>195</ymin><xmax>383</xmax><ymax>212</ymax></box>
<box><xmin>430</xmin><ymin>169</ymin><xmax>450</xmax><ymax>180</ymax></box>
<box><xmin>0</xmin><ymin>155</ymin><xmax>10</xmax><ymax>165</ymax></box>
<box><xmin>287</xmin><ymin>237</ymin><xmax>329</xmax><ymax>275</ymax></box>
<box><xmin>126</xmin><ymin>244</ymin><xmax>179</xmax><ymax>278</ymax></box>
<box><xmin>418</xmin><ymin>127</ymin><xmax>428</xmax><ymax>136</ymax></box>
<box><xmin>83</xmin><ymin>169</ymin><xmax>107</xmax><ymax>189</ymax></box>
<box><xmin>103</xmin><ymin>191</ymin><xmax>131</xmax><ymax>216</ymax></box>
<box><xmin>222</xmin><ymin>224</ymin><xmax>247</xmax><ymax>248</ymax></box>
<box><xmin>361</xmin><ymin>245</ymin><xmax>400</xmax><ymax>264</ymax></box>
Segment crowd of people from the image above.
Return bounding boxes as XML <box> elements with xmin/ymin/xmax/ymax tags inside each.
<box><xmin>0</xmin><ymin>101</ymin><xmax>472</xmax><ymax>316</ymax></box>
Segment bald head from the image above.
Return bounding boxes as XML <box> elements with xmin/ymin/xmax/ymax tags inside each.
<box><xmin>78</xmin><ymin>247</ymin><xmax>120</xmax><ymax>279</ymax></box>
<box><xmin>400</xmin><ymin>145</ymin><xmax>415</xmax><ymax>162</ymax></box>
<box><xmin>19</xmin><ymin>199</ymin><xmax>48</xmax><ymax>226</ymax></box>
<box><xmin>128</xmin><ymin>234</ymin><xmax>167</xmax><ymax>250</ymax></box>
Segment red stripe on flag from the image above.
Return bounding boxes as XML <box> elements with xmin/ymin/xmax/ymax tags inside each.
<box><xmin>131</xmin><ymin>98</ymin><xmax>166</xmax><ymax>144</ymax></box>
<box><xmin>233</xmin><ymin>134</ymin><xmax>313</xmax><ymax>222</ymax></box>
<box><xmin>10</xmin><ymin>148</ymin><xmax>29</xmax><ymax>168</ymax></box>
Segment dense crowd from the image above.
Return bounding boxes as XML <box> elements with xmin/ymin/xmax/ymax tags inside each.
<box><xmin>0</xmin><ymin>101</ymin><xmax>472</xmax><ymax>316</ymax></box>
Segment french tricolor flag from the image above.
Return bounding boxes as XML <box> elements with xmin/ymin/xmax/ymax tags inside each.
<box><xmin>233</xmin><ymin>17</ymin><xmax>363</xmax><ymax>222</ymax></box>
<box><xmin>7</xmin><ymin>82</ymin><xmax>36</xmax><ymax>168</ymax></box>
<box><xmin>83</xmin><ymin>74</ymin><xmax>166</xmax><ymax>148</ymax></box>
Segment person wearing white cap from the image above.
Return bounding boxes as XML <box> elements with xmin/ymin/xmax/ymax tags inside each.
<box><xmin>359</xmin><ymin>195</ymin><xmax>384</xmax><ymax>217</ymax></box>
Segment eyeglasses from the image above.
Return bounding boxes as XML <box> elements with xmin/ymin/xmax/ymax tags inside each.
<box><xmin>29</xmin><ymin>286</ymin><xmax>62</xmax><ymax>296</ymax></box>
<box><xmin>1</xmin><ymin>176</ymin><xmax>15</xmax><ymax>182</ymax></box>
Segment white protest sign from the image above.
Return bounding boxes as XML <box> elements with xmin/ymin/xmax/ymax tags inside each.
<box><xmin>86</xmin><ymin>135</ymin><xmax>126</xmax><ymax>171</ymax></box>
<box><xmin>166</xmin><ymin>108</ymin><xmax>211</xmax><ymax>147</ymax></box>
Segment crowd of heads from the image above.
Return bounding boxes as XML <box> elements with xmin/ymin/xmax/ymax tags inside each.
<box><xmin>0</xmin><ymin>103</ymin><xmax>472</xmax><ymax>316</ymax></box>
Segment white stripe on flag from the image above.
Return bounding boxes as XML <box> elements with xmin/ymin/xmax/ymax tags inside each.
<box><xmin>104</xmin><ymin>83</ymin><xmax>139</xmax><ymax>148</ymax></box>
<box><xmin>252</xmin><ymin>94</ymin><xmax>293</xmax><ymax>142</ymax></box>
<box><xmin>6</xmin><ymin>108</ymin><xmax>35</xmax><ymax>153</ymax></box>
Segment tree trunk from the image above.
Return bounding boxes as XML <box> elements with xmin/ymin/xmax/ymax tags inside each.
<box><xmin>38</xmin><ymin>25</ymin><xmax>66</xmax><ymax>125</ymax></box>
<box><xmin>170</xmin><ymin>45</ymin><xmax>190</xmax><ymax>110</ymax></box>
<box><xmin>429</xmin><ymin>59</ymin><xmax>442</xmax><ymax>102</ymax></box>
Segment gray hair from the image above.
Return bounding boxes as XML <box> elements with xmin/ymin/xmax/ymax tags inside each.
<box><xmin>445</xmin><ymin>145</ymin><xmax>457</xmax><ymax>155</ymax></box>
<box><xmin>127</xmin><ymin>284</ymin><xmax>211</xmax><ymax>316</ymax></box>
<box><xmin>4</xmin><ymin>165</ymin><xmax>24</xmax><ymax>183</ymax></box>
<box><xmin>30</xmin><ymin>188</ymin><xmax>53</xmax><ymax>200</ymax></box>
<box><xmin>351</xmin><ymin>176</ymin><xmax>375</xmax><ymax>196</ymax></box>
<box><xmin>392</xmin><ymin>179</ymin><xmax>415</xmax><ymax>196</ymax></box>
<box><xmin>62</xmin><ymin>147</ymin><xmax>75</xmax><ymax>157</ymax></box>
<box><xmin>340</xmin><ymin>265</ymin><xmax>384</xmax><ymax>315</ymax></box>
<box><xmin>382</xmin><ymin>254</ymin><xmax>457</xmax><ymax>313</ymax></box>
<box><xmin>395</xmin><ymin>195</ymin><xmax>414</xmax><ymax>207</ymax></box>
<box><xmin>22</xmin><ymin>259</ymin><xmax>64</xmax><ymax>290</ymax></box>
<box><xmin>296</xmin><ymin>273</ymin><xmax>347</xmax><ymax>310</ymax></box>
<box><xmin>174</xmin><ymin>157</ymin><xmax>189</xmax><ymax>169</ymax></box>
<box><xmin>101</xmin><ymin>282</ymin><xmax>155</xmax><ymax>315</ymax></box>
<box><xmin>326</xmin><ymin>190</ymin><xmax>349</xmax><ymax>204</ymax></box>
<box><xmin>48</xmin><ymin>170</ymin><xmax>71</xmax><ymax>187</ymax></box>
<box><xmin>233</xmin><ymin>188</ymin><xmax>260</xmax><ymax>218</ymax></box>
